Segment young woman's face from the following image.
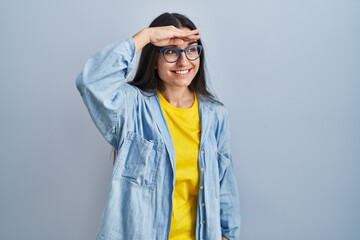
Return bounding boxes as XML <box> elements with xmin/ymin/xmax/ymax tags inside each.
<box><xmin>156</xmin><ymin>28</ymin><xmax>200</xmax><ymax>90</ymax></box>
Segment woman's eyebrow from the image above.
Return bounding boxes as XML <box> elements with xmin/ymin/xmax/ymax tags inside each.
<box><xmin>188</xmin><ymin>42</ymin><xmax>198</xmax><ymax>46</ymax></box>
<box><xmin>163</xmin><ymin>42</ymin><xmax>198</xmax><ymax>48</ymax></box>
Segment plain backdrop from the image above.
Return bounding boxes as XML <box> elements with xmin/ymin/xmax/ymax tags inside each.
<box><xmin>0</xmin><ymin>0</ymin><xmax>359</xmax><ymax>239</ymax></box>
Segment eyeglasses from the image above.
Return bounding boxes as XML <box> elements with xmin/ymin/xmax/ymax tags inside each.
<box><xmin>159</xmin><ymin>45</ymin><xmax>203</xmax><ymax>63</ymax></box>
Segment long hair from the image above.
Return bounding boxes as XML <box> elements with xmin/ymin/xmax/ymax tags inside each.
<box><xmin>128</xmin><ymin>12</ymin><xmax>214</xmax><ymax>98</ymax></box>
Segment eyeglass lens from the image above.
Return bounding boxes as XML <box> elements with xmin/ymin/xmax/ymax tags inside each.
<box><xmin>163</xmin><ymin>45</ymin><xmax>202</xmax><ymax>63</ymax></box>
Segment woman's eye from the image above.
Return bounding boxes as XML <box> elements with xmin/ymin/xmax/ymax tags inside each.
<box><xmin>187</xmin><ymin>46</ymin><xmax>197</xmax><ymax>53</ymax></box>
<box><xmin>165</xmin><ymin>49</ymin><xmax>178</xmax><ymax>55</ymax></box>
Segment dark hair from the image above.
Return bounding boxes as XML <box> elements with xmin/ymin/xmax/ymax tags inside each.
<box><xmin>128</xmin><ymin>12</ymin><xmax>214</xmax><ymax>98</ymax></box>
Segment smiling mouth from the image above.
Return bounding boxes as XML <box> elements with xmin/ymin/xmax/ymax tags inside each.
<box><xmin>173</xmin><ymin>69</ymin><xmax>190</xmax><ymax>75</ymax></box>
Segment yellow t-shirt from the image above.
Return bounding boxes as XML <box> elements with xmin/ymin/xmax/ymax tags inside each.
<box><xmin>158</xmin><ymin>92</ymin><xmax>200</xmax><ymax>240</ymax></box>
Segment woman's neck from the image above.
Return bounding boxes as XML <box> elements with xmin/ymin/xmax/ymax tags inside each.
<box><xmin>160</xmin><ymin>87</ymin><xmax>194</xmax><ymax>109</ymax></box>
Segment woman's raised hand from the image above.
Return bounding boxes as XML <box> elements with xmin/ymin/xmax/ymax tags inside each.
<box><xmin>132</xmin><ymin>26</ymin><xmax>200</xmax><ymax>53</ymax></box>
<box><xmin>147</xmin><ymin>26</ymin><xmax>200</xmax><ymax>46</ymax></box>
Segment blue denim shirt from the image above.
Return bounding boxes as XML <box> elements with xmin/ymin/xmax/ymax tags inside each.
<box><xmin>76</xmin><ymin>38</ymin><xmax>241</xmax><ymax>240</ymax></box>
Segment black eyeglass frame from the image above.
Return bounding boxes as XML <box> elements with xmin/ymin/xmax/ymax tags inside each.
<box><xmin>159</xmin><ymin>45</ymin><xmax>203</xmax><ymax>63</ymax></box>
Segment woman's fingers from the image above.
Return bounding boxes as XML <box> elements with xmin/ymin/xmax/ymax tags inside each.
<box><xmin>173</xmin><ymin>27</ymin><xmax>199</xmax><ymax>38</ymax></box>
<box><xmin>149</xmin><ymin>26</ymin><xmax>200</xmax><ymax>46</ymax></box>
<box><xmin>132</xmin><ymin>26</ymin><xmax>200</xmax><ymax>53</ymax></box>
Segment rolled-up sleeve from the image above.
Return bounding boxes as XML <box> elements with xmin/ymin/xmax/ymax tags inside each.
<box><xmin>76</xmin><ymin>37</ymin><xmax>138</xmax><ymax>148</ymax></box>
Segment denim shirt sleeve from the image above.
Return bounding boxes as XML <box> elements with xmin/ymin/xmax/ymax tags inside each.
<box><xmin>216</xmin><ymin>109</ymin><xmax>241</xmax><ymax>239</ymax></box>
<box><xmin>76</xmin><ymin>37</ymin><xmax>137</xmax><ymax>148</ymax></box>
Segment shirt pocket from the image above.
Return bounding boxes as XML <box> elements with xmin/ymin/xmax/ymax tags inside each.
<box><xmin>113</xmin><ymin>131</ymin><xmax>161</xmax><ymax>190</ymax></box>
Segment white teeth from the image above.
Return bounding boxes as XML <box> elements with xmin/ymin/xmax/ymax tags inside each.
<box><xmin>175</xmin><ymin>70</ymin><xmax>189</xmax><ymax>75</ymax></box>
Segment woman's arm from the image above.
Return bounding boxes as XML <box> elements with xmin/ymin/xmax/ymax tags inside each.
<box><xmin>76</xmin><ymin>38</ymin><xmax>138</xmax><ymax>147</ymax></box>
<box><xmin>76</xmin><ymin>27</ymin><xmax>200</xmax><ymax>147</ymax></box>
<box><xmin>216</xmin><ymin>109</ymin><xmax>241</xmax><ymax>240</ymax></box>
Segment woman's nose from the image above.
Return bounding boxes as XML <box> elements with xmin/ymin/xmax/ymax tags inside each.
<box><xmin>176</xmin><ymin>52</ymin><xmax>188</xmax><ymax>65</ymax></box>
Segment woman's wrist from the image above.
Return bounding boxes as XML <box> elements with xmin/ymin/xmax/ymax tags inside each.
<box><xmin>132</xmin><ymin>28</ymin><xmax>151</xmax><ymax>53</ymax></box>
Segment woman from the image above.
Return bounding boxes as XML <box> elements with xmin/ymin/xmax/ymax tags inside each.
<box><xmin>76</xmin><ymin>12</ymin><xmax>240</xmax><ymax>240</ymax></box>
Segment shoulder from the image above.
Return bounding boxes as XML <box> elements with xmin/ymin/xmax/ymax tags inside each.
<box><xmin>199</xmin><ymin>95</ymin><xmax>229</xmax><ymax>121</ymax></box>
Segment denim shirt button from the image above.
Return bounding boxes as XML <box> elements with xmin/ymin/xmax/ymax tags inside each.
<box><xmin>200</xmin><ymin>186</ymin><xmax>204</xmax><ymax>190</ymax></box>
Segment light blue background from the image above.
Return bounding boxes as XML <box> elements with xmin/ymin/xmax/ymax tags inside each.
<box><xmin>1</xmin><ymin>0</ymin><xmax>359</xmax><ymax>239</ymax></box>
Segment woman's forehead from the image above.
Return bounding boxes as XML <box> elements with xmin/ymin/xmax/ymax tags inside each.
<box><xmin>167</xmin><ymin>41</ymin><xmax>198</xmax><ymax>49</ymax></box>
